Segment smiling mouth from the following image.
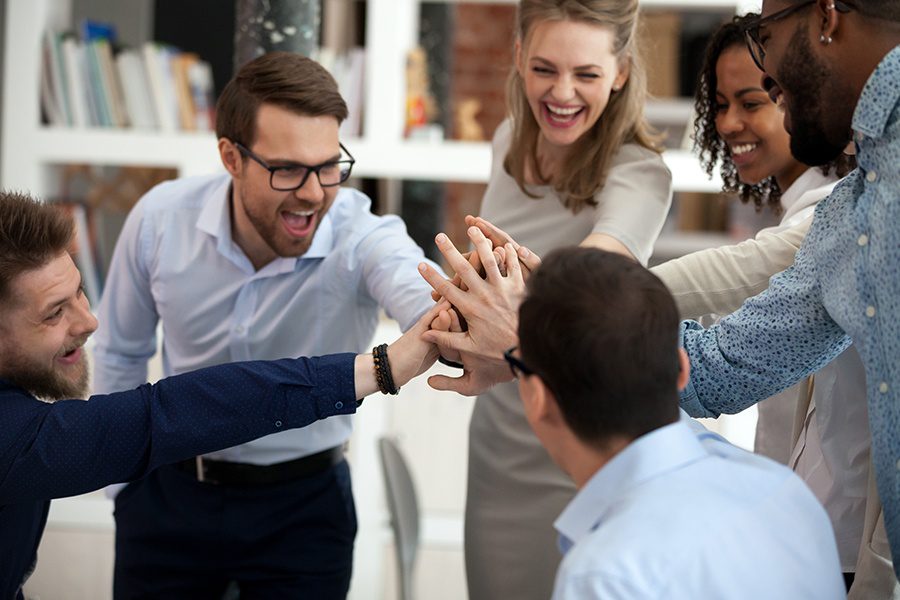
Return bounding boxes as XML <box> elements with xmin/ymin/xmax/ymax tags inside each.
<box><xmin>281</xmin><ymin>209</ymin><xmax>317</xmax><ymax>238</ymax></box>
<box><xmin>543</xmin><ymin>102</ymin><xmax>584</xmax><ymax>125</ymax></box>
<box><xmin>731</xmin><ymin>143</ymin><xmax>758</xmax><ymax>156</ymax></box>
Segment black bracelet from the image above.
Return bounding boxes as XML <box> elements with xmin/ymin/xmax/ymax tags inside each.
<box><xmin>438</xmin><ymin>356</ymin><xmax>465</xmax><ymax>369</ymax></box>
<box><xmin>372</xmin><ymin>343</ymin><xmax>400</xmax><ymax>395</ymax></box>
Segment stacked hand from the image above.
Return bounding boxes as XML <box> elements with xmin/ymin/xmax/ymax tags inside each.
<box><xmin>417</xmin><ymin>222</ymin><xmax>536</xmax><ymax>396</ymax></box>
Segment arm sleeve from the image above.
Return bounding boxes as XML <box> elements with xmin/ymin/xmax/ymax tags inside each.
<box><xmin>91</xmin><ymin>196</ymin><xmax>160</xmax><ymax>393</ymax></box>
<box><xmin>357</xmin><ymin>213</ymin><xmax>446</xmax><ymax>332</ymax></box>
<box><xmin>590</xmin><ymin>147</ymin><xmax>673</xmax><ymax>266</ymax></box>
<box><xmin>679</xmin><ymin>236</ymin><xmax>851</xmax><ymax>419</ymax></box>
<box><xmin>652</xmin><ymin>217</ymin><xmax>810</xmax><ymax>319</ymax></box>
<box><xmin>0</xmin><ymin>354</ymin><xmax>357</xmax><ymax>504</ymax></box>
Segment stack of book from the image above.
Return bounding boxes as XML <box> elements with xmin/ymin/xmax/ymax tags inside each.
<box><xmin>41</xmin><ymin>21</ymin><xmax>216</xmax><ymax>132</ymax></box>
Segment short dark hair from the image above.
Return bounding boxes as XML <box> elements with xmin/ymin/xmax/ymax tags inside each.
<box><xmin>518</xmin><ymin>248</ymin><xmax>680</xmax><ymax>448</ymax></box>
<box><xmin>0</xmin><ymin>190</ymin><xmax>74</xmax><ymax>306</ymax></box>
<box><xmin>215</xmin><ymin>51</ymin><xmax>349</xmax><ymax>146</ymax></box>
<box><xmin>692</xmin><ymin>14</ymin><xmax>854</xmax><ymax>212</ymax></box>
<box><xmin>853</xmin><ymin>0</ymin><xmax>900</xmax><ymax>21</ymax></box>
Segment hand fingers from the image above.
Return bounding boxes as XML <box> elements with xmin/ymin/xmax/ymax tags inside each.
<box><xmin>472</xmin><ymin>216</ymin><xmax>519</xmax><ymax>250</ymax></box>
<box><xmin>420</xmin><ymin>328</ymin><xmax>473</xmax><ymax>354</ymax></box>
<box><xmin>433</xmin><ymin>233</ymin><xmax>488</xmax><ymax>293</ymax></box>
<box><xmin>448</xmin><ymin>306</ymin><xmax>463</xmax><ymax>333</ymax></box>
<box><xmin>517</xmin><ymin>245</ymin><xmax>542</xmax><ymax>274</ymax></box>
<box><xmin>504</xmin><ymin>242</ymin><xmax>522</xmax><ymax>282</ymax></box>
<box><xmin>419</xmin><ymin>262</ymin><xmax>468</xmax><ymax>307</ymax></box>
<box><xmin>468</xmin><ymin>227</ymin><xmax>502</xmax><ymax>283</ymax></box>
<box><xmin>431</xmin><ymin>310</ymin><xmax>451</xmax><ymax>332</ymax></box>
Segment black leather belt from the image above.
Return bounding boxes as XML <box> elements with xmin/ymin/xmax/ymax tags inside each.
<box><xmin>174</xmin><ymin>445</ymin><xmax>345</xmax><ymax>485</ymax></box>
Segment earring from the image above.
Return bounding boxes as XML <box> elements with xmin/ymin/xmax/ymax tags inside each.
<box><xmin>819</xmin><ymin>34</ymin><xmax>833</xmax><ymax>44</ymax></box>
<box><xmin>826</xmin><ymin>3</ymin><xmax>835</xmax><ymax>8</ymax></box>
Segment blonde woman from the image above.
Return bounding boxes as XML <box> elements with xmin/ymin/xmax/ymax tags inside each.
<box><xmin>460</xmin><ymin>2</ymin><xmax>671</xmax><ymax>598</ymax></box>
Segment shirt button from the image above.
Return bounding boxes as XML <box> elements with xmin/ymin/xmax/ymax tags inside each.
<box><xmin>866</xmin><ymin>306</ymin><xmax>876</xmax><ymax>318</ymax></box>
<box><xmin>275</xmin><ymin>420</ymin><xmax>282</xmax><ymax>428</ymax></box>
<box><xmin>855</xmin><ymin>131</ymin><xmax>864</xmax><ymax>142</ymax></box>
<box><xmin>235</xmin><ymin>325</ymin><xmax>245</xmax><ymax>335</ymax></box>
<box><xmin>866</xmin><ymin>170</ymin><xmax>878</xmax><ymax>182</ymax></box>
<box><xmin>880</xmin><ymin>382</ymin><xmax>890</xmax><ymax>394</ymax></box>
<box><xmin>335</xmin><ymin>401</ymin><xmax>344</xmax><ymax>410</ymax></box>
<box><xmin>896</xmin><ymin>458</ymin><xmax>900</xmax><ymax>471</ymax></box>
<box><xmin>857</xmin><ymin>234</ymin><xmax>869</xmax><ymax>246</ymax></box>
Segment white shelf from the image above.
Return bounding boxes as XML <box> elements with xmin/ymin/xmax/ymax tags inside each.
<box><xmin>31</xmin><ymin>127</ymin><xmax>721</xmax><ymax>192</ymax></box>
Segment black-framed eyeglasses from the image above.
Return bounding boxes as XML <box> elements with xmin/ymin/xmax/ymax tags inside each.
<box><xmin>503</xmin><ymin>346</ymin><xmax>534</xmax><ymax>379</ymax></box>
<box><xmin>234</xmin><ymin>141</ymin><xmax>355</xmax><ymax>191</ymax></box>
<box><xmin>743</xmin><ymin>0</ymin><xmax>853</xmax><ymax>70</ymax></box>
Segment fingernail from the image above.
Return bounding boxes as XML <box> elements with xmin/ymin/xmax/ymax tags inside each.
<box><xmin>435</xmin><ymin>233</ymin><xmax>448</xmax><ymax>244</ymax></box>
<box><xmin>418</xmin><ymin>263</ymin><xmax>427</xmax><ymax>272</ymax></box>
<box><xmin>518</xmin><ymin>246</ymin><xmax>530</xmax><ymax>258</ymax></box>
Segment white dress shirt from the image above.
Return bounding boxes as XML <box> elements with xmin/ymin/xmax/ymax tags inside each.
<box><xmin>552</xmin><ymin>415</ymin><xmax>845</xmax><ymax>600</ymax></box>
<box><xmin>93</xmin><ymin>173</ymin><xmax>438</xmax><ymax>465</ymax></box>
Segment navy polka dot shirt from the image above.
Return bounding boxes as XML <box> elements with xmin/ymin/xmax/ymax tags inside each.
<box><xmin>680</xmin><ymin>45</ymin><xmax>900</xmax><ymax>579</ymax></box>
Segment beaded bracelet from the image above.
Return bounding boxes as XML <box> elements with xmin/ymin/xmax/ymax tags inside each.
<box><xmin>372</xmin><ymin>343</ymin><xmax>400</xmax><ymax>395</ymax></box>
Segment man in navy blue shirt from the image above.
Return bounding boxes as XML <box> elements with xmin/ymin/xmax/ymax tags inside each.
<box><xmin>0</xmin><ymin>191</ymin><xmax>440</xmax><ymax>600</ymax></box>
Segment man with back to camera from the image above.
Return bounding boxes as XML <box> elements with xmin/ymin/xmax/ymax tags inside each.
<box><xmin>447</xmin><ymin>243</ymin><xmax>845</xmax><ymax>598</ymax></box>
<box><xmin>0</xmin><ymin>190</ymin><xmax>442</xmax><ymax>600</ymax></box>
<box><xmin>92</xmin><ymin>51</ymin><xmax>443</xmax><ymax>598</ymax></box>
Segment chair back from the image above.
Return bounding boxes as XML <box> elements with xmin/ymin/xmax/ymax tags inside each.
<box><xmin>378</xmin><ymin>436</ymin><xmax>420</xmax><ymax>600</ymax></box>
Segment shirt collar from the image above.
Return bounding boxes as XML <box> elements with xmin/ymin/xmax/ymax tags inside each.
<box><xmin>852</xmin><ymin>44</ymin><xmax>900</xmax><ymax>140</ymax></box>
<box><xmin>779</xmin><ymin>168</ymin><xmax>836</xmax><ymax>221</ymax></box>
<box><xmin>554</xmin><ymin>419</ymin><xmax>708</xmax><ymax>550</ymax></box>
<box><xmin>194</xmin><ymin>177</ymin><xmax>338</xmax><ymax>272</ymax></box>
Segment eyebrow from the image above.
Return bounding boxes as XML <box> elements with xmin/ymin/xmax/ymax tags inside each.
<box><xmin>531</xmin><ymin>57</ymin><xmax>603</xmax><ymax>71</ymax></box>
<box><xmin>260</xmin><ymin>152</ymin><xmax>343</xmax><ymax>166</ymax></box>
<box><xmin>39</xmin><ymin>274</ymin><xmax>83</xmax><ymax>315</ymax></box>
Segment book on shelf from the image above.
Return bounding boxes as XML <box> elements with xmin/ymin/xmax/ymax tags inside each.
<box><xmin>40</xmin><ymin>26</ymin><xmax>216</xmax><ymax>134</ymax></box>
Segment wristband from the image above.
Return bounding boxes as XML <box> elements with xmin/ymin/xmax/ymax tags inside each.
<box><xmin>372</xmin><ymin>343</ymin><xmax>400</xmax><ymax>395</ymax></box>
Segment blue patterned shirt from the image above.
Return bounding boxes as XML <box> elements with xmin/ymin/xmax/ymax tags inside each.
<box><xmin>680</xmin><ymin>45</ymin><xmax>900</xmax><ymax>576</ymax></box>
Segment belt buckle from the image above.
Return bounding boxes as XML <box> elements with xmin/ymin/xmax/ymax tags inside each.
<box><xmin>195</xmin><ymin>456</ymin><xmax>219</xmax><ymax>485</ymax></box>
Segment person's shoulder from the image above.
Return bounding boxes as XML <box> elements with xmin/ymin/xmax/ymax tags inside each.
<box><xmin>326</xmin><ymin>187</ymin><xmax>405</xmax><ymax>240</ymax></box>
<box><xmin>491</xmin><ymin>119</ymin><xmax>513</xmax><ymax>148</ymax></box>
<box><xmin>136</xmin><ymin>172</ymin><xmax>229</xmax><ymax>216</ymax></box>
<box><xmin>610</xmin><ymin>141</ymin><xmax>667</xmax><ymax>171</ymax></box>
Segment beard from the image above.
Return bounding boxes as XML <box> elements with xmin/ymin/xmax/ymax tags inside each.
<box><xmin>777</xmin><ymin>27</ymin><xmax>853</xmax><ymax>166</ymax></box>
<box><xmin>0</xmin><ymin>346</ymin><xmax>90</xmax><ymax>402</ymax></box>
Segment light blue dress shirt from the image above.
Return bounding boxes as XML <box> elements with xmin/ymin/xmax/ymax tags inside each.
<box><xmin>679</xmin><ymin>45</ymin><xmax>900</xmax><ymax>577</ymax></box>
<box><xmin>552</xmin><ymin>416</ymin><xmax>844</xmax><ymax>599</ymax></box>
<box><xmin>93</xmin><ymin>173</ymin><xmax>439</xmax><ymax>464</ymax></box>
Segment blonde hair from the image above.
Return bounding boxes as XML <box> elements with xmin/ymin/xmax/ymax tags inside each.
<box><xmin>505</xmin><ymin>0</ymin><xmax>662</xmax><ymax>213</ymax></box>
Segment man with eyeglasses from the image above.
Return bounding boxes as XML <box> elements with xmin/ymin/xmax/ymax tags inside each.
<box><xmin>451</xmin><ymin>244</ymin><xmax>844</xmax><ymax>598</ymax></box>
<box><xmin>93</xmin><ymin>52</ymin><xmax>443</xmax><ymax>598</ymax></box>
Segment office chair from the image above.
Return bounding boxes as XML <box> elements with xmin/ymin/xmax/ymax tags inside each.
<box><xmin>378</xmin><ymin>436</ymin><xmax>420</xmax><ymax>600</ymax></box>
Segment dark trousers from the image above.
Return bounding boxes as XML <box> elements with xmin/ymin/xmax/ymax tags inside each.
<box><xmin>113</xmin><ymin>460</ymin><xmax>357</xmax><ymax>600</ymax></box>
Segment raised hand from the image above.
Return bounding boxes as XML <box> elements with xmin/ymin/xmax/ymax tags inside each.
<box><xmin>417</xmin><ymin>227</ymin><xmax>526</xmax><ymax>395</ymax></box>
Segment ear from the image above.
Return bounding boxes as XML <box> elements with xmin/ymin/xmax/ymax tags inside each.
<box><xmin>612</xmin><ymin>54</ymin><xmax>631</xmax><ymax>92</ymax></box>
<box><xmin>521</xmin><ymin>374</ymin><xmax>564</xmax><ymax>430</ymax></box>
<box><xmin>219</xmin><ymin>138</ymin><xmax>243</xmax><ymax>178</ymax></box>
<box><xmin>676</xmin><ymin>348</ymin><xmax>690</xmax><ymax>392</ymax></box>
<box><xmin>816</xmin><ymin>0</ymin><xmax>840</xmax><ymax>45</ymax></box>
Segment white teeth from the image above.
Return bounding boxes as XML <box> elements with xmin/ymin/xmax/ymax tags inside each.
<box><xmin>288</xmin><ymin>210</ymin><xmax>314</xmax><ymax>216</ymax></box>
<box><xmin>546</xmin><ymin>104</ymin><xmax>581</xmax><ymax>116</ymax></box>
<box><xmin>731</xmin><ymin>143</ymin><xmax>757</xmax><ymax>156</ymax></box>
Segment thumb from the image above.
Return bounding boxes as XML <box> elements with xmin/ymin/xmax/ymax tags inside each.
<box><xmin>428</xmin><ymin>373</ymin><xmax>470</xmax><ymax>394</ymax></box>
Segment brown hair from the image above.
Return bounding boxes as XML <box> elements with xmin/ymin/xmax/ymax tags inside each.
<box><xmin>215</xmin><ymin>51</ymin><xmax>349</xmax><ymax>146</ymax></box>
<box><xmin>0</xmin><ymin>190</ymin><xmax>74</xmax><ymax>305</ymax></box>
<box><xmin>505</xmin><ymin>0</ymin><xmax>662</xmax><ymax>213</ymax></box>
<box><xmin>692</xmin><ymin>15</ymin><xmax>855</xmax><ymax>212</ymax></box>
<box><xmin>519</xmin><ymin>247</ymin><xmax>680</xmax><ymax>447</ymax></box>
